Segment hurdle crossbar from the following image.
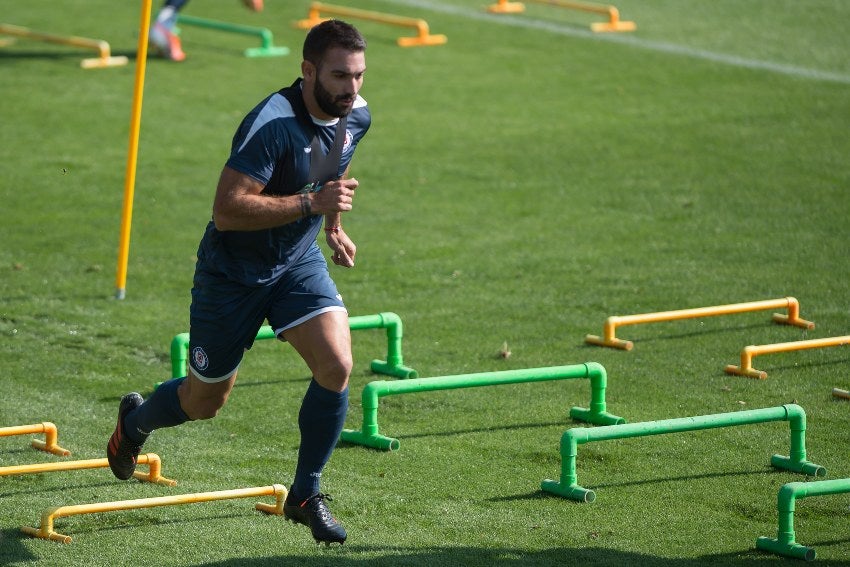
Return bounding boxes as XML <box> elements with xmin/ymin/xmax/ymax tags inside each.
<box><xmin>832</xmin><ymin>388</ymin><xmax>850</xmax><ymax>400</ymax></box>
<box><xmin>725</xmin><ymin>335</ymin><xmax>850</xmax><ymax>379</ymax></box>
<box><xmin>585</xmin><ymin>297</ymin><xmax>815</xmax><ymax>350</ymax></box>
<box><xmin>170</xmin><ymin>312</ymin><xmax>416</xmax><ymax>380</ymax></box>
<box><xmin>0</xmin><ymin>453</ymin><xmax>176</xmax><ymax>486</ymax></box>
<box><xmin>176</xmin><ymin>15</ymin><xmax>289</xmax><ymax>57</ymax></box>
<box><xmin>487</xmin><ymin>0</ymin><xmax>635</xmax><ymax>32</ymax></box>
<box><xmin>295</xmin><ymin>2</ymin><xmax>447</xmax><ymax>47</ymax></box>
<box><xmin>0</xmin><ymin>23</ymin><xmax>128</xmax><ymax>68</ymax></box>
<box><xmin>542</xmin><ymin>404</ymin><xmax>825</xmax><ymax>502</ymax></box>
<box><xmin>340</xmin><ymin>362</ymin><xmax>625</xmax><ymax>451</ymax></box>
<box><xmin>0</xmin><ymin>422</ymin><xmax>70</xmax><ymax>456</ymax></box>
<box><xmin>756</xmin><ymin>478</ymin><xmax>850</xmax><ymax>561</ymax></box>
<box><xmin>22</xmin><ymin>483</ymin><xmax>286</xmax><ymax>543</ymax></box>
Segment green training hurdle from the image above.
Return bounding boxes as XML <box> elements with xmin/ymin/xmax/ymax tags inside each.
<box><xmin>170</xmin><ymin>312</ymin><xmax>417</xmax><ymax>380</ymax></box>
<box><xmin>757</xmin><ymin>478</ymin><xmax>850</xmax><ymax>561</ymax></box>
<box><xmin>340</xmin><ymin>362</ymin><xmax>625</xmax><ymax>451</ymax></box>
<box><xmin>542</xmin><ymin>404</ymin><xmax>825</xmax><ymax>502</ymax></box>
<box><xmin>176</xmin><ymin>14</ymin><xmax>289</xmax><ymax>57</ymax></box>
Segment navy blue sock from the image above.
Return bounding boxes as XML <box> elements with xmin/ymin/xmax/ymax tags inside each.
<box><xmin>123</xmin><ymin>377</ymin><xmax>191</xmax><ymax>445</ymax></box>
<box><xmin>290</xmin><ymin>379</ymin><xmax>348</xmax><ymax>502</ymax></box>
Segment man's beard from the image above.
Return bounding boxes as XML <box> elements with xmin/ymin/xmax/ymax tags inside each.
<box><xmin>314</xmin><ymin>77</ymin><xmax>354</xmax><ymax>118</ymax></box>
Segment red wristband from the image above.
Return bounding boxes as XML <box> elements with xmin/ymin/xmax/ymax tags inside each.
<box><xmin>324</xmin><ymin>226</ymin><xmax>341</xmax><ymax>233</ymax></box>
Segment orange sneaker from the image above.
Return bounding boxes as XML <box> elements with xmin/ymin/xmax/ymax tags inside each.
<box><xmin>149</xmin><ymin>23</ymin><xmax>186</xmax><ymax>62</ymax></box>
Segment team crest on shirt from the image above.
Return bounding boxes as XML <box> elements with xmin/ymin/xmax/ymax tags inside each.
<box><xmin>192</xmin><ymin>346</ymin><xmax>209</xmax><ymax>371</ymax></box>
<box><xmin>343</xmin><ymin>130</ymin><xmax>353</xmax><ymax>152</ymax></box>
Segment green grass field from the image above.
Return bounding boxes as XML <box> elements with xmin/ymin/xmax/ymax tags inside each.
<box><xmin>1</xmin><ymin>1</ymin><xmax>849</xmax><ymax>565</ymax></box>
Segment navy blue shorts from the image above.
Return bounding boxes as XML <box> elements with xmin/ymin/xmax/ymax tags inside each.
<box><xmin>187</xmin><ymin>245</ymin><xmax>346</xmax><ymax>382</ymax></box>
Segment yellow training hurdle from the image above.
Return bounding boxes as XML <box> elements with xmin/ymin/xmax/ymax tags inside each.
<box><xmin>22</xmin><ymin>484</ymin><xmax>287</xmax><ymax>543</ymax></box>
<box><xmin>585</xmin><ymin>297</ymin><xmax>815</xmax><ymax>350</ymax></box>
<box><xmin>487</xmin><ymin>0</ymin><xmax>635</xmax><ymax>32</ymax></box>
<box><xmin>0</xmin><ymin>23</ymin><xmax>128</xmax><ymax>68</ymax></box>
<box><xmin>0</xmin><ymin>422</ymin><xmax>71</xmax><ymax>456</ymax></box>
<box><xmin>295</xmin><ymin>2</ymin><xmax>447</xmax><ymax>47</ymax></box>
<box><xmin>0</xmin><ymin>453</ymin><xmax>176</xmax><ymax>486</ymax></box>
<box><xmin>725</xmin><ymin>335</ymin><xmax>850</xmax><ymax>379</ymax></box>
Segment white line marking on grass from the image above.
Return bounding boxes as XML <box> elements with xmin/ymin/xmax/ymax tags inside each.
<box><xmin>381</xmin><ymin>0</ymin><xmax>850</xmax><ymax>85</ymax></box>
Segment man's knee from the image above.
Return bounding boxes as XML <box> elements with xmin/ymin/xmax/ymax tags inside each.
<box><xmin>180</xmin><ymin>373</ymin><xmax>234</xmax><ymax>420</ymax></box>
<box><xmin>314</xmin><ymin>355</ymin><xmax>352</xmax><ymax>391</ymax></box>
<box><xmin>187</xmin><ymin>395</ymin><xmax>228</xmax><ymax>420</ymax></box>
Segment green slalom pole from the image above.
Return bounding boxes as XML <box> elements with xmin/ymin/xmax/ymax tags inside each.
<box><xmin>339</xmin><ymin>362</ymin><xmax>625</xmax><ymax>451</ymax></box>
<box><xmin>757</xmin><ymin>478</ymin><xmax>850</xmax><ymax>561</ymax></box>
<box><xmin>168</xmin><ymin>312</ymin><xmax>416</xmax><ymax>380</ymax></box>
<box><xmin>176</xmin><ymin>14</ymin><xmax>289</xmax><ymax>57</ymax></box>
<box><xmin>541</xmin><ymin>404</ymin><xmax>826</xmax><ymax>503</ymax></box>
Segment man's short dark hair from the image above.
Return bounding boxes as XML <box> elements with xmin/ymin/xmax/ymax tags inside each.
<box><xmin>303</xmin><ymin>20</ymin><xmax>367</xmax><ymax>65</ymax></box>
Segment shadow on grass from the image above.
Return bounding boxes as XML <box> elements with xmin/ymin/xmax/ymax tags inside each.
<box><xmin>334</xmin><ymin>419</ymin><xmax>567</xmax><ymax>452</ymax></box>
<box><xmin>0</xmin><ymin>528</ymin><xmax>39</xmax><ymax>564</ymax></box>
<box><xmin>188</xmin><ymin>544</ymin><xmax>850</xmax><ymax>567</ymax></box>
<box><xmin>0</xmin><ymin>479</ymin><xmax>120</xmax><ymax>499</ymax></box>
<box><xmin>579</xmin><ymin>322</ymin><xmax>786</xmax><ymax>348</ymax></box>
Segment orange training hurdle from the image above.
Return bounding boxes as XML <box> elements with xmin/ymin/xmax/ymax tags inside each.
<box><xmin>22</xmin><ymin>484</ymin><xmax>287</xmax><ymax>543</ymax></box>
<box><xmin>725</xmin><ymin>335</ymin><xmax>850</xmax><ymax>379</ymax></box>
<box><xmin>585</xmin><ymin>297</ymin><xmax>815</xmax><ymax>351</ymax></box>
<box><xmin>487</xmin><ymin>0</ymin><xmax>635</xmax><ymax>32</ymax></box>
<box><xmin>0</xmin><ymin>453</ymin><xmax>176</xmax><ymax>486</ymax></box>
<box><xmin>0</xmin><ymin>23</ymin><xmax>128</xmax><ymax>68</ymax></box>
<box><xmin>295</xmin><ymin>2</ymin><xmax>447</xmax><ymax>47</ymax></box>
<box><xmin>0</xmin><ymin>422</ymin><xmax>71</xmax><ymax>456</ymax></box>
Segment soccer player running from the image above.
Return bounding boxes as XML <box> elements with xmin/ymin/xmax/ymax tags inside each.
<box><xmin>107</xmin><ymin>20</ymin><xmax>370</xmax><ymax>546</ymax></box>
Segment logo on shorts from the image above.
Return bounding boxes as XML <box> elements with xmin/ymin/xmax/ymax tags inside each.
<box><xmin>192</xmin><ymin>346</ymin><xmax>210</xmax><ymax>371</ymax></box>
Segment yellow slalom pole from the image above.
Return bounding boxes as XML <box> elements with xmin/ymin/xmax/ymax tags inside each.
<box><xmin>22</xmin><ymin>484</ymin><xmax>287</xmax><ymax>543</ymax></box>
<box><xmin>0</xmin><ymin>453</ymin><xmax>176</xmax><ymax>486</ymax></box>
<box><xmin>0</xmin><ymin>422</ymin><xmax>70</xmax><ymax>456</ymax></box>
<box><xmin>115</xmin><ymin>0</ymin><xmax>153</xmax><ymax>300</ymax></box>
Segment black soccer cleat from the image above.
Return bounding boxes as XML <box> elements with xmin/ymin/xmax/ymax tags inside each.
<box><xmin>284</xmin><ymin>492</ymin><xmax>347</xmax><ymax>545</ymax></box>
<box><xmin>106</xmin><ymin>392</ymin><xmax>145</xmax><ymax>480</ymax></box>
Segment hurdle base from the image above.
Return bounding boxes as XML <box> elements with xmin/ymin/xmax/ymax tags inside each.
<box><xmin>591</xmin><ymin>21</ymin><xmax>636</xmax><ymax>33</ymax></box>
<box><xmin>132</xmin><ymin>469</ymin><xmax>177</xmax><ymax>487</ymax></box>
<box><xmin>244</xmin><ymin>46</ymin><xmax>290</xmax><ymax>58</ymax></box>
<box><xmin>371</xmin><ymin>359</ymin><xmax>418</xmax><ymax>379</ymax></box>
<box><xmin>295</xmin><ymin>17</ymin><xmax>326</xmax><ymax>30</ymax></box>
<box><xmin>724</xmin><ymin>364</ymin><xmax>767</xmax><ymax>380</ymax></box>
<box><xmin>31</xmin><ymin>439</ymin><xmax>71</xmax><ymax>457</ymax></box>
<box><xmin>487</xmin><ymin>2</ymin><xmax>526</xmax><ymax>13</ymax></box>
<box><xmin>540</xmin><ymin>479</ymin><xmax>596</xmax><ymax>503</ymax></box>
<box><xmin>569</xmin><ymin>406</ymin><xmax>626</xmax><ymax>426</ymax></box>
<box><xmin>397</xmin><ymin>34</ymin><xmax>447</xmax><ymax>48</ymax></box>
<box><xmin>339</xmin><ymin>429</ymin><xmax>399</xmax><ymax>451</ymax></box>
<box><xmin>770</xmin><ymin>455</ymin><xmax>826</xmax><ymax>478</ymax></box>
<box><xmin>833</xmin><ymin>388</ymin><xmax>850</xmax><ymax>400</ymax></box>
<box><xmin>584</xmin><ymin>334</ymin><xmax>633</xmax><ymax>350</ymax></box>
<box><xmin>756</xmin><ymin>536</ymin><xmax>815</xmax><ymax>561</ymax></box>
<box><xmin>21</xmin><ymin>524</ymin><xmax>72</xmax><ymax>544</ymax></box>
<box><xmin>81</xmin><ymin>55</ymin><xmax>129</xmax><ymax>69</ymax></box>
<box><xmin>772</xmin><ymin>313</ymin><xmax>815</xmax><ymax>330</ymax></box>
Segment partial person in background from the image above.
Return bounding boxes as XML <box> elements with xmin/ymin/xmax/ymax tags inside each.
<box><xmin>150</xmin><ymin>0</ymin><xmax>263</xmax><ymax>61</ymax></box>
